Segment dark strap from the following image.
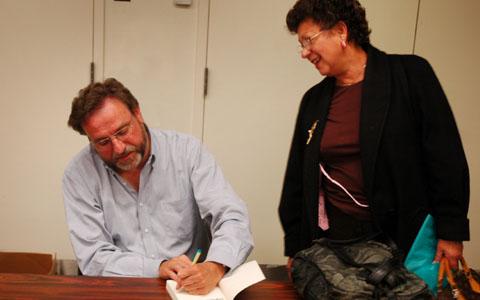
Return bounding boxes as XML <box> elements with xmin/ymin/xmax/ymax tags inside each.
<box><xmin>365</xmin><ymin>260</ymin><xmax>404</xmax><ymax>287</ymax></box>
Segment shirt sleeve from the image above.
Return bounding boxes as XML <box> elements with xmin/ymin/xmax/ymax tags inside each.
<box><xmin>62</xmin><ymin>161</ymin><xmax>163</xmax><ymax>277</ymax></box>
<box><xmin>184</xmin><ymin>137</ymin><xmax>254</xmax><ymax>270</ymax></box>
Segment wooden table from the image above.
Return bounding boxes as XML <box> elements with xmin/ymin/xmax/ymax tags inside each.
<box><xmin>0</xmin><ymin>273</ymin><xmax>301</xmax><ymax>300</ymax></box>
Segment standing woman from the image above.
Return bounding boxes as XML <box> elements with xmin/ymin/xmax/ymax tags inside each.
<box><xmin>279</xmin><ymin>0</ymin><xmax>470</xmax><ymax>275</ymax></box>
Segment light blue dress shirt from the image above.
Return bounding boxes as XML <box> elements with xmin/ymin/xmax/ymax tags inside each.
<box><xmin>62</xmin><ymin>128</ymin><xmax>253</xmax><ymax>277</ymax></box>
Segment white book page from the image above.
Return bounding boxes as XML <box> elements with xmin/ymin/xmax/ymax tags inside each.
<box><xmin>166</xmin><ymin>280</ymin><xmax>227</xmax><ymax>300</ymax></box>
<box><xmin>219</xmin><ymin>260</ymin><xmax>265</xmax><ymax>300</ymax></box>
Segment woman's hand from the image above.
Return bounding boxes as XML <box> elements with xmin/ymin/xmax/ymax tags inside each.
<box><xmin>286</xmin><ymin>257</ymin><xmax>294</xmax><ymax>281</ymax></box>
<box><xmin>434</xmin><ymin>239</ymin><xmax>463</xmax><ymax>269</ymax></box>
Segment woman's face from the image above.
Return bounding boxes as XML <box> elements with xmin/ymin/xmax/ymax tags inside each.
<box><xmin>297</xmin><ymin>18</ymin><xmax>344</xmax><ymax>77</ymax></box>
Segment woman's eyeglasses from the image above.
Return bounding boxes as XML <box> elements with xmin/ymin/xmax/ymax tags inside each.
<box><xmin>298</xmin><ymin>30</ymin><xmax>323</xmax><ymax>52</ymax></box>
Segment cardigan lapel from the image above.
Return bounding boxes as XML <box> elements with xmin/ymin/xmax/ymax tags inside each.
<box><xmin>303</xmin><ymin>77</ymin><xmax>335</xmax><ymax>176</ymax></box>
<box><xmin>303</xmin><ymin>77</ymin><xmax>335</xmax><ymax>235</ymax></box>
<box><xmin>360</xmin><ymin>46</ymin><xmax>392</xmax><ymax>198</ymax></box>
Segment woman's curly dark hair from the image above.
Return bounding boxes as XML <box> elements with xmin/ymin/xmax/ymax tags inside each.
<box><xmin>286</xmin><ymin>0</ymin><xmax>371</xmax><ymax>46</ymax></box>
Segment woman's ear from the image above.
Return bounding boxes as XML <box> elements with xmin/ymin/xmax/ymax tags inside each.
<box><xmin>335</xmin><ymin>21</ymin><xmax>348</xmax><ymax>39</ymax></box>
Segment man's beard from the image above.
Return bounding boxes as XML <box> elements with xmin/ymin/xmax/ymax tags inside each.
<box><xmin>113</xmin><ymin>146</ymin><xmax>143</xmax><ymax>171</ymax></box>
<box><xmin>110</xmin><ymin>124</ymin><xmax>148</xmax><ymax>171</ymax></box>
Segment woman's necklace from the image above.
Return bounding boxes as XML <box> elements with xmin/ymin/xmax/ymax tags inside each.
<box><xmin>337</xmin><ymin>64</ymin><xmax>366</xmax><ymax>87</ymax></box>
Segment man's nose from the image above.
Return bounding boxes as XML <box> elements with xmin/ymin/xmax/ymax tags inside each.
<box><xmin>111</xmin><ymin>138</ymin><xmax>126</xmax><ymax>154</ymax></box>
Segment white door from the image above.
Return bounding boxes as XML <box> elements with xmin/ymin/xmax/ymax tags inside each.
<box><xmin>99</xmin><ymin>0</ymin><xmax>208</xmax><ymax>136</ymax></box>
<box><xmin>204</xmin><ymin>0</ymin><xmax>419</xmax><ymax>264</ymax></box>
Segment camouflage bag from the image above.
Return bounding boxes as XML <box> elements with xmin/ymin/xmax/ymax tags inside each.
<box><xmin>291</xmin><ymin>235</ymin><xmax>434</xmax><ymax>300</ymax></box>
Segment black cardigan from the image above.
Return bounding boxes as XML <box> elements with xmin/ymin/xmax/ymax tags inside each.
<box><xmin>279</xmin><ymin>45</ymin><xmax>470</xmax><ymax>257</ymax></box>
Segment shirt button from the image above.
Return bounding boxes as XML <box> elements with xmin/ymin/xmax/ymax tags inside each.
<box><xmin>139</xmin><ymin>202</ymin><xmax>144</xmax><ymax>207</ymax></box>
<box><xmin>151</xmin><ymin>254</ymin><xmax>155</xmax><ymax>258</ymax></box>
<box><xmin>144</xmin><ymin>228</ymin><xmax>149</xmax><ymax>233</ymax></box>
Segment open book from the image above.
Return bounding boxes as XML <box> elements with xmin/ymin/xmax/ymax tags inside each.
<box><xmin>166</xmin><ymin>260</ymin><xmax>265</xmax><ymax>300</ymax></box>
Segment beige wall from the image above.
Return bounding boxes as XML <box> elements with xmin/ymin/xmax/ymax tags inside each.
<box><xmin>0</xmin><ymin>0</ymin><xmax>92</xmax><ymax>257</ymax></box>
<box><xmin>1</xmin><ymin>0</ymin><xmax>479</xmax><ymax>267</ymax></box>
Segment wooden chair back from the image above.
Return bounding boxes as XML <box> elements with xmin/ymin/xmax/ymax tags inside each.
<box><xmin>0</xmin><ymin>252</ymin><xmax>56</xmax><ymax>275</ymax></box>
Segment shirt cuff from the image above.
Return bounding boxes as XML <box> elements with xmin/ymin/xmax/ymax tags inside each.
<box><xmin>143</xmin><ymin>257</ymin><xmax>163</xmax><ymax>278</ymax></box>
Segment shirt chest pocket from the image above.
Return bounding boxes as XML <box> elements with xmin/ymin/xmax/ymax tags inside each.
<box><xmin>159</xmin><ymin>195</ymin><xmax>198</xmax><ymax>240</ymax></box>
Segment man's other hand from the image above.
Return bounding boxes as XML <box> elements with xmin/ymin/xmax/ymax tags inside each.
<box><xmin>158</xmin><ymin>255</ymin><xmax>192</xmax><ymax>281</ymax></box>
<box><xmin>176</xmin><ymin>261</ymin><xmax>226</xmax><ymax>295</ymax></box>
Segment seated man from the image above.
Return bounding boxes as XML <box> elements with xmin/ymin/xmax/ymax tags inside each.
<box><xmin>62</xmin><ymin>78</ymin><xmax>253</xmax><ymax>294</ymax></box>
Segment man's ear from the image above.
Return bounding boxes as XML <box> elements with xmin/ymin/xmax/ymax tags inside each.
<box><xmin>133</xmin><ymin>106</ymin><xmax>145</xmax><ymax>123</ymax></box>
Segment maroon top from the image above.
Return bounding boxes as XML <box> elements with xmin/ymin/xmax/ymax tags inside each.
<box><xmin>320</xmin><ymin>81</ymin><xmax>371</xmax><ymax>221</ymax></box>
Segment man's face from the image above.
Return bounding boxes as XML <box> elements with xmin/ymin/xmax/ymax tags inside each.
<box><xmin>82</xmin><ymin>97</ymin><xmax>148</xmax><ymax>171</ymax></box>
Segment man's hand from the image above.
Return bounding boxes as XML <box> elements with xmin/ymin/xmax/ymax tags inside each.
<box><xmin>434</xmin><ymin>239</ymin><xmax>463</xmax><ymax>270</ymax></box>
<box><xmin>176</xmin><ymin>262</ymin><xmax>226</xmax><ymax>295</ymax></box>
<box><xmin>158</xmin><ymin>255</ymin><xmax>192</xmax><ymax>281</ymax></box>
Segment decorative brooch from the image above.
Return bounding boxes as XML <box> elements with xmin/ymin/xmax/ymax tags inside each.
<box><xmin>306</xmin><ymin>120</ymin><xmax>319</xmax><ymax>145</ymax></box>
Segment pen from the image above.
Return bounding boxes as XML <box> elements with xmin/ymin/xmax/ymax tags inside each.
<box><xmin>192</xmin><ymin>249</ymin><xmax>202</xmax><ymax>265</ymax></box>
